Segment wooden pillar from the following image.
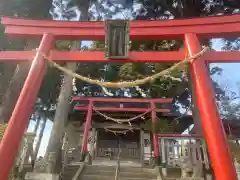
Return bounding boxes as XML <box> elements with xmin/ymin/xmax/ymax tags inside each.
<box><xmin>80</xmin><ymin>101</ymin><xmax>93</xmax><ymax>161</ymax></box>
<box><xmin>94</xmin><ymin>129</ymin><xmax>98</xmax><ymax>160</ymax></box>
<box><xmin>185</xmin><ymin>33</ymin><xmax>237</xmax><ymax>180</ymax></box>
<box><xmin>140</xmin><ymin>130</ymin><xmax>144</xmax><ymax>167</ymax></box>
<box><xmin>188</xmin><ymin>68</ymin><xmax>203</xmax><ymax>135</ymax></box>
<box><xmin>150</xmin><ymin>102</ymin><xmax>160</xmax><ymax>165</ymax></box>
<box><xmin>161</xmin><ymin>138</ymin><xmax>167</xmax><ymax>176</ymax></box>
<box><xmin>0</xmin><ymin>34</ymin><xmax>54</xmax><ymax>180</ymax></box>
<box><xmin>89</xmin><ymin>128</ymin><xmax>96</xmax><ymax>165</ymax></box>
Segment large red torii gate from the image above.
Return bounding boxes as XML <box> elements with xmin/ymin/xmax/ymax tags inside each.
<box><xmin>0</xmin><ymin>14</ymin><xmax>240</xmax><ymax>180</ymax></box>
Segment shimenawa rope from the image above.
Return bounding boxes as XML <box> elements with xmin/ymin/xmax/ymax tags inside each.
<box><xmin>36</xmin><ymin>47</ymin><xmax>208</xmax><ymax>89</ymax></box>
<box><xmin>93</xmin><ymin>107</ymin><xmax>151</xmax><ymax>126</ymax></box>
<box><xmin>104</xmin><ymin>127</ymin><xmax>134</xmax><ymax>135</ymax></box>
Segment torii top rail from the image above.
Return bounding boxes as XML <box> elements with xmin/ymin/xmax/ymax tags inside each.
<box><xmin>0</xmin><ymin>14</ymin><xmax>240</xmax><ymax>180</ymax></box>
<box><xmin>0</xmin><ymin>15</ymin><xmax>240</xmax><ymax>63</ymax></box>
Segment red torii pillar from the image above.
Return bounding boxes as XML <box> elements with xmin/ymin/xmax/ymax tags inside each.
<box><xmin>0</xmin><ymin>34</ymin><xmax>55</xmax><ymax>180</ymax></box>
<box><xmin>151</xmin><ymin>102</ymin><xmax>160</xmax><ymax>165</ymax></box>
<box><xmin>80</xmin><ymin>101</ymin><xmax>93</xmax><ymax>161</ymax></box>
<box><xmin>185</xmin><ymin>33</ymin><xmax>237</xmax><ymax>180</ymax></box>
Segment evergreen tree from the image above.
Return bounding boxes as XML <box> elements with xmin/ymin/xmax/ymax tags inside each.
<box><xmin>0</xmin><ymin>0</ymin><xmax>53</xmax><ymax>123</ymax></box>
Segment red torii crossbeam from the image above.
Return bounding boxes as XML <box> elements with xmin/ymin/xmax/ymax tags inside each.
<box><xmin>0</xmin><ymin>14</ymin><xmax>239</xmax><ymax>180</ymax></box>
<box><xmin>2</xmin><ymin>14</ymin><xmax>240</xmax><ymax>39</ymax></box>
<box><xmin>0</xmin><ymin>50</ymin><xmax>240</xmax><ymax>63</ymax></box>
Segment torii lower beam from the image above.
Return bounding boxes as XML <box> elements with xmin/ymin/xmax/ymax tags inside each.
<box><xmin>0</xmin><ymin>50</ymin><xmax>240</xmax><ymax>63</ymax></box>
<box><xmin>74</xmin><ymin>107</ymin><xmax>171</xmax><ymax>113</ymax></box>
<box><xmin>72</xmin><ymin>96</ymin><xmax>173</xmax><ymax>103</ymax></box>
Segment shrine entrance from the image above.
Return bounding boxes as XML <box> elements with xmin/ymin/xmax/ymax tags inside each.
<box><xmin>96</xmin><ymin>129</ymin><xmax>141</xmax><ymax>160</ymax></box>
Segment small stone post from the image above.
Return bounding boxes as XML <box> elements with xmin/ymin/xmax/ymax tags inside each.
<box><xmin>46</xmin><ymin>152</ymin><xmax>57</xmax><ymax>173</ymax></box>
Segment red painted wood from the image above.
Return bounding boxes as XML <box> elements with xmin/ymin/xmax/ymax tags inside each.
<box><xmin>3</xmin><ymin>14</ymin><xmax>240</xmax><ymax>28</ymax></box>
<box><xmin>205</xmin><ymin>51</ymin><xmax>240</xmax><ymax>63</ymax></box>
<box><xmin>156</xmin><ymin>133</ymin><xmax>202</xmax><ymax>138</ymax></box>
<box><xmin>72</xmin><ymin>96</ymin><xmax>173</xmax><ymax>103</ymax></box>
<box><xmin>185</xmin><ymin>33</ymin><xmax>237</xmax><ymax>180</ymax></box>
<box><xmin>0</xmin><ymin>50</ymin><xmax>240</xmax><ymax>63</ymax></box>
<box><xmin>81</xmin><ymin>101</ymin><xmax>93</xmax><ymax>153</ymax></box>
<box><xmin>74</xmin><ymin>106</ymin><xmax>171</xmax><ymax>113</ymax></box>
<box><xmin>0</xmin><ymin>34</ymin><xmax>54</xmax><ymax>180</ymax></box>
<box><xmin>49</xmin><ymin>50</ymin><xmax>184</xmax><ymax>63</ymax></box>
<box><xmin>2</xmin><ymin>14</ymin><xmax>240</xmax><ymax>40</ymax></box>
<box><xmin>151</xmin><ymin>102</ymin><xmax>160</xmax><ymax>158</ymax></box>
<box><xmin>0</xmin><ymin>50</ymin><xmax>183</xmax><ymax>62</ymax></box>
<box><xmin>0</xmin><ymin>51</ymin><xmax>36</xmax><ymax>61</ymax></box>
<box><xmin>4</xmin><ymin>22</ymin><xmax>240</xmax><ymax>39</ymax></box>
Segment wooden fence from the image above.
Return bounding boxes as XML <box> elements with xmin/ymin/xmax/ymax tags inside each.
<box><xmin>158</xmin><ymin>135</ymin><xmax>210</xmax><ymax>169</ymax></box>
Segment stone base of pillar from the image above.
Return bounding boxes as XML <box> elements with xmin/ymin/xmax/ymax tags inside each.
<box><xmin>160</xmin><ymin>162</ymin><xmax>167</xmax><ymax>176</ymax></box>
<box><xmin>88</xmin><ymin>155</ymin><xmax>92</xmax><ymax>165</ymax></box>
<box><xmin>154</xmin><ymin>156</ymin><xmax>161</xmax><ymax>166</ymax></box>
<box><xmin>162</xmin><ymin>167</ymin><xmax>167</xmax><ymax>176</ymax></box>
<box><xmin>205</xmin><ymin>174</ymin><xmax>213</xmax><ymax>180</ymax></box>
<box><xmin>80</xmin><ymin>152</ymin><xmax>87</xmax><ymax>162</ymax></box>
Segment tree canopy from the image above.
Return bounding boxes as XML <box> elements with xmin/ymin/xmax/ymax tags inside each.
<box><xmin>35</xmin><ymin>0</ymin><xmax>240</xmax><ymax>118</ymax></box>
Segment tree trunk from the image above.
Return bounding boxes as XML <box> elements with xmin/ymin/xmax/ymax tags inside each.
<box><xmin>45</xmin><ymin>62</ymin><xmax>78</xmax><ymax>154</ymax></box>
<box><xmin>45</xmin><ymin>2</ymin><xmax>90</xmax><ymax>163</ymax></box>
<box><xmin>0</xmin><ymin>39</ymin><xmax>39</xmax><ymax>123</ymax></box>
<box><xmin>34</xmin><ymin>115</ymin><xmax>47</xmax><ymax>160</ymax></box>
<box><xmin>33</xmin><ymin>116</ymin><xmax>41</xmax><ymax>133</ymax></box>
<box><xmin>188</xmin><ymin>67</ymin><xmax>203</xmax><ymax>135</ymax></box>
<box><xmin>0</xmin><ymin>63</ymin><xmax>17</xmax><ymax>99</ymax></box>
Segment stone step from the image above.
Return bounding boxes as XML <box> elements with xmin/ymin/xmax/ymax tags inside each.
<box><xmin>84</xmin><ymin>166</ymin><xmax>115</xmax><ymax>172</ymax></box>
<box><xmin>83</xmin><ymin>170</ymin><xmax>155</xmax><ymax>178</ymax></box>
<box><xmin>119</xmin><ymin>167</ymin><xmax>155</xmax><ymax>173</ymax></box>
<box><xmin>63</xmin><ymin>165</ymin><xmax>80</xmax><ymax>180</ymax></box>
<box><xmin>64</xmin><ymin>169</ymin><xmax>79</xmax><ymax>174</ymax></box>
<box><xmin>84</xmin><ymin>169</ymin><xmax>115</xmax><ymax>176</ymax></box>
<box><xmin>85</xmin><ymin>165</ymin><xmax>116</xmax><ymax>171</ymax></box>
<box><xmin>81</xmin><ymin>174</ymin><xmax>156</xmax><ymax>180</ymax></box>
<box><xmin>64</xmin><ymin>165</ymin><xmax>80</xmax><ymax>171</ymax></box>
<box><xmin>119</xmin><ymin>178</ymin><xmax>156</xmax><ymax>180</ymax></box>
<box><xmin>119</xmin><ymin>171</ymin><xmax>156</xmax><ymax>178</ymax></box>
<box><xmin>79</xmin><ymin>165</ymin><xmax>157</xmax><ymax>180</ymax></box>
<box><xmin>80</xmin><ymin>174</ymin><xmax>112</xmax><ymax>180</ymax></box>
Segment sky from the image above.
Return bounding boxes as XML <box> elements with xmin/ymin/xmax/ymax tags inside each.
<box><xmin>211</xmin><ymin>39</ymin><xmax>240</xmax><ymax>96</ymax></box>
<box><xmin>27</xmin><ymin>2</ymin><xmax>240</xmax><ymax>158</ymax></box>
